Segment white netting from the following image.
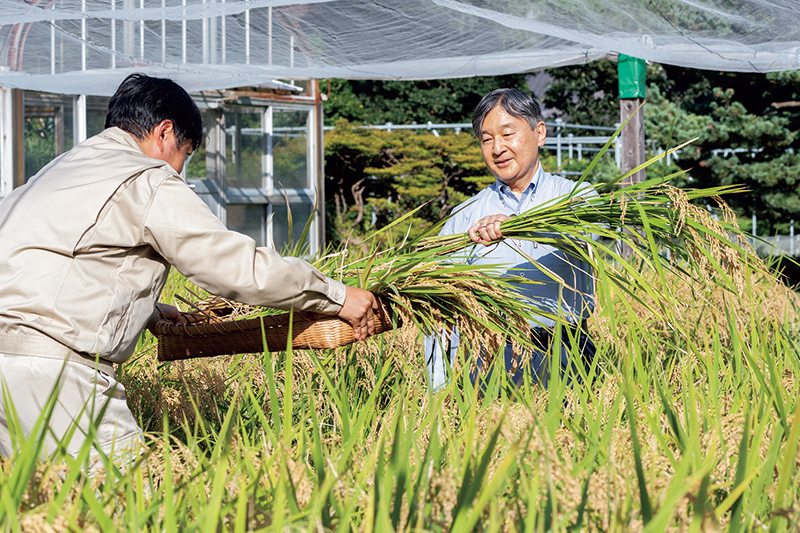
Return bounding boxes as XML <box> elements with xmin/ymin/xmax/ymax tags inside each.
<box><xmin>1</xmin><ymin>0</ymin><xmax>799</xmax><ymax>95</ymax></box>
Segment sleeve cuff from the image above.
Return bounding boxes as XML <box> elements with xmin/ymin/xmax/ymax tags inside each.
<box><xmin>326</xmin><ymin>278</ymin><xmax>347</xmax><ymax>307</ymax></box>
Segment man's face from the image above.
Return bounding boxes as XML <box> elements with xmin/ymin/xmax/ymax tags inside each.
<box><xmin>137</xmin><ymin>120</ymin><xmax>194</xmax><ymax>175</ymax></box>
<box><xmin>162</xmin><ymin>139</ymin><xmax>193</xmax><ymax>175</ymax></box>
<box><xmin>479</xmin><ymin>105</ymin><xmax>546</xmax><ymax>192</ymax></box>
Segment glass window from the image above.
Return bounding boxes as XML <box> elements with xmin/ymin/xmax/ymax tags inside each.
<box><xmin>24</xmin><ymin>114</ymin><xmax>57</xmax><ymax>182</ymax></box>
<box><xmin>272</xmin><ymin>109</ymin><xmax>309</xmax><ymax>190</ymax></box>
<box><xmin>86</xmin><ymin>97</ymin><xmax>109</xmax><ymax>137</ymax></box>
<box><xmin>272</xmin><ymin>202</ymin><xmax>313</xmax><ymax>252</ymax></box>
<box><xmin>227</xmin><ymin>204</ymin><xmax>265</xmax><ymax>246</ymax></box>
<box><xmin>225</xmin><ymin>111</ymin><xmax>264</xmax><ymax>189</ymax></box>
<box><xmin>186</xmin><ymin>101</ymin><xmax>317</xmax><ymax>254</ymax></box>
<box><xmin>24</xmin><ymin>93</ymin><xmax>74</xmax><ymax>181</ymax></box>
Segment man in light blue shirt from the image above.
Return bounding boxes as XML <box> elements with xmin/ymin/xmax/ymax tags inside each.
<box><xmin>425</xmin><ymin>88</ymin><xmax>597</xmax><ymax>390</ymax></box>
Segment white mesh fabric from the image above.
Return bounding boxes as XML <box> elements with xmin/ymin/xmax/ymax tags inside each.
<box><xmin>1</xmin><ymin>0</ymin><xmax>799</xmax><ymax>95</ymax></box>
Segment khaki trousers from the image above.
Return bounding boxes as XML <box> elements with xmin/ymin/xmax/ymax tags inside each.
<box><xmin>0</xmin><ymin>353</ymin><xmax>143</xmax><ymax>461</ymax></box>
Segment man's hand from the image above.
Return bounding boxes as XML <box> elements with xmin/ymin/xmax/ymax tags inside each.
<box><xmin>147</xmin><ymin>303</ymin><xmax>186</xmax><ymax>335</ymax></box>
<box><xmin>338</xmin><ymin>286</ymin><xmax>380</xmax><ymax>341</ymax></box>
<box><xmin>468</xmin><ymin>214</ymin><xmax>511</xmax><ymax>246</ymax></box>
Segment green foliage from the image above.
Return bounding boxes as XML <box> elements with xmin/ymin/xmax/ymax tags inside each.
<box><xmin>323</xmin><ymin>75</ymin><xmax>529</xmax><ymax>126</ymax></box>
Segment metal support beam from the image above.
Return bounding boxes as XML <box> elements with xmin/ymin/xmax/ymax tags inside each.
<box><xmin>313</xmin><ymin>79</ymin><xmax>325</xmax><ymax>251</ymax></box>
<box><xmin>0</xmin><ymin>87</ymin><xmax>24</xmax><ymax>197</ymax></box>
<box><xmin>74</xmin><ymin>95</ymin><xmax>87</xmax><ymax>144</ymax></box>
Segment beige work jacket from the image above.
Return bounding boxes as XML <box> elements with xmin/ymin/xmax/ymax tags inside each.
<box><xmin>0</xmin><ymin>128</ymin><xmax>345</xmax><ymax>365</ymax></box>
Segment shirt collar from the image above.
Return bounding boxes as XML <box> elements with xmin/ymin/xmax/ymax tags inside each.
<box><xmin>98</xmin><ymin>126</ymin><xmax>144</xmax><ymax>152</ymax></box>
<box><xmin>98</xmin><ymin>127</ymin><xmax>182</xmax><ymax>179</ymax></box>
<box><xmin>493</xmin><ymin>162</ymin><xmax>543</xmax><ymax>200</ymax></box>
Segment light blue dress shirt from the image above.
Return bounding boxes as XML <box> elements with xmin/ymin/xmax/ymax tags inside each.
<box><xmin>425</xmin><ymin>164</ymin><xmax>597</xmax><ymax>390</ymax></box>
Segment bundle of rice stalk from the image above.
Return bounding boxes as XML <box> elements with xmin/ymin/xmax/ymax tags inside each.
<box><xmin>420</xmin><ymin>177</ymin><xmax>759</xmax><ymax>292</ymax></box>
<box><xmin>326</xmin><ymin>244</ymin><xmax>542</xmax><ymax>361</ymax></box>
<box><xmin>157</xmin><ymin>246</ymin><xmax>542</xmax><ymax>361</ymax></box>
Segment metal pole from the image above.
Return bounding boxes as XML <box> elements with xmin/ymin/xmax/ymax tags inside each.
<box><xmin>209</xmin><ymin>0</ymin><xmax>217</xmax><ymax>65</ymax></box>
<box><xmin>124</xmin><ymin>0</ymin><xmax>134</xmax><ymax>58</ymax></box>
<box><xmin>313</xmin><ymin>79</ymin><xmax>324</xmax><ymax>251</ymax></box>
<box><xmin>567</xmin><ymin>133</ymin><xmax>573</xmax><ymax>160</ymax></box>
<box><xmin>202</xmin><ymin>0</ymin><xmax>208</xmax><ymax>64</ymax></box>
<box><xmin>110</xmin><ymin>0</ymin><xmax>116</xmax><ymax>69</ymax></box>
<box><xmin>182</xmin><ymin>0</ymin><xmax>187</xmax><ymax>64</ymax></box>
<box><xmin>556</xmin><ymin>118</ymin><xmax>562</xmax><ymax>168</ymax></box>
<box><xmin>245</xmin><ymin>0</ymin><xmax>250</xmax><ymax>65</ymax></box>
<box><xmin>74</xmin><ymin>95</ymin><xmax>87</xmax><ymax>144</ymax></box>
<box><xmin>161</xmin><ymin>0</ymin><xmax>166</xmax><ymax>63</ymax></box>
<box><xmin>139</xmin><ymin>0</ymin><xmax>144</xmax><ymax>60</ymax></box>
<box><xmin>51</xmin><ymin>8</ymin><xmax>56</xmax><ymax>74</ymax></box>
<box><xmin>0</xmin><ymin>87</ymin><xmax>24</xmax><ymax>194</ymax></box>
<box><xmin>81</xmin><ymin>0</ymin><xmax>87</xmax><ymax>71</ymax></box>
<box><xmin>268</xmin><ymin>7</ymin><xmax>273</xmax><ymax>65</ymax></box>
<box><xmin>221</xmin><ymin>0</ymin><xmax>226</xmax><ymax>64</ymax></box>
<box><xmin>265</xmin><ymin>107</ymin><xmax>273</xmax><ymax>194</ymax></box>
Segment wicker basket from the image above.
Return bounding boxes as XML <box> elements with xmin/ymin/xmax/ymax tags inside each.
<box><xmin>155</xmin><ymin>301</ymin><xmax>396</xmax><ymax>361</ymax></box>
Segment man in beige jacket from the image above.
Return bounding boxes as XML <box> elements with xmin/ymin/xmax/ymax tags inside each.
<box><xmin>0</xmin><ymin>73</ymin><xmax>377</xmax><ymax>461</ymax></box>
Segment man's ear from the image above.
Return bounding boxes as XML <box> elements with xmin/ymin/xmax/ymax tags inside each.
<box><xmin>535</xmin><ymin>121</ymin><xmax>547</xmax><ymax>147</ymax></box>
<box><xmin>151</xmin><ymin>119</ymin><xmax>175</xmax><ymax>151</ymax></box>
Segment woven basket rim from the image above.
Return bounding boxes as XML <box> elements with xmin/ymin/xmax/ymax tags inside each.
<box><xmin>154</xmin><ymin>309</ymin><xmax>332</xmax><ymax>338</ymax></box>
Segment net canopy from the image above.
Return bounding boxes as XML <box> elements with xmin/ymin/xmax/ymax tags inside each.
<box><xmin>2</xmin><ymin>0</ymin><xmax>799</xmax><ymax>96</ymax></box>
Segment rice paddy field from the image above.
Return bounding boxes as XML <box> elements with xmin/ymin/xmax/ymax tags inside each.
<box><xmin>2</xmin><ymin>170</ymin><xmax>800</xmax><ymax>531</ymax></box>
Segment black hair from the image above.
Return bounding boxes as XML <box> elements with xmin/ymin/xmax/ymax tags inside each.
<box><xmin>105</xmin><ymin>73</ymin><xmax>203</xmax><ymax>151</ymax></box>
<box><xmin>471</xmin><ymin>88</ymin><xmax>543</xmax><ymax>138</ymax></box>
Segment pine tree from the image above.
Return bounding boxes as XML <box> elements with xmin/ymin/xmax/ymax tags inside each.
<box><xmin>645</xmin><ymin>68</ymin><xmax>800</xmax><ymax>234</ymax></box>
